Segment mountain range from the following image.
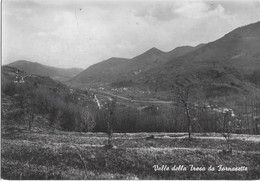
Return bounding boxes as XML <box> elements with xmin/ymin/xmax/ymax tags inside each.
<box><xmin>70</xmin><ymin>43</ymin><xmax>205</xmax><ymax>87</ymax></box>
<box><xmin>69</xmin><ymin>21</ymin><xmax>260</xmax><ymax>99</ymax></box>
<box><xmin>7</xmin><ymin>21</ymin><xmax>260</xmax><ymax>99</ymax></box>
<box><xmin>134</xmin><ymin>21</ymin><xmax>260</xmax><ymax>96</ymax></box>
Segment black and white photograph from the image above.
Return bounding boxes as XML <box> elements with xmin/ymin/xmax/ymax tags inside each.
<box><xmin>1</xmin><ymin>0</ymin><xmax>260</xmax><ymax>179</ymax></box>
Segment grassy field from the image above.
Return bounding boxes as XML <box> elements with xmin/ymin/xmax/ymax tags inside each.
<box><xmin>1</xmin><ymin>125</ymin><xmax>260</xmax><ymax>180</ymax></box>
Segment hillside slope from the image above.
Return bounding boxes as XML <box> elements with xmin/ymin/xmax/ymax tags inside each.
<box><xmin>70</xmin><ymin>57</ymin><xmax>130</xmax><ymax>85</ymax></box>
<box><xmin>8</xmin><ymin>60</ymin><xmax>83</xmax><ymax>82</ymax></box>
<box><xmin>70</xmin><ymin>45</ymin><xmax>202</xmax><ymax>87</ymax></box>
<box><xmin>1</xmin><ymin>65</ymin><xmax>98</xmax><ymax>133</ymax></box>
<box><xmin>134</xmin><ymin>21</ymin><xmax>260</xmax><ymax>97</ymax></box>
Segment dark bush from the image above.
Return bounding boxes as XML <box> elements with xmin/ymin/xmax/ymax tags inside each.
<box><xmin>2</xmin><ymin>82</ymin><xmax>19</xmax><ymax>96</ymax></box>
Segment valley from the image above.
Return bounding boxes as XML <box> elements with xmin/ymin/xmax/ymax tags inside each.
<box><xmin>2</xmin><ymin>21</ymin><xmax>260</xmax><ymax>180</ymax></box>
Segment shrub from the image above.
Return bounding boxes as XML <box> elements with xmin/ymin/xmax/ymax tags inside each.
<box><xmin>2</xmin><ymin>82</ymin><xmax>18</xmax><ymax>96</ymax></box>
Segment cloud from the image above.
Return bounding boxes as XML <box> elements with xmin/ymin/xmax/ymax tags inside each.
<box><xmin>134</xmin><ymin>1</ymin><xmax>180</xmax><ymax>21</ymax></box>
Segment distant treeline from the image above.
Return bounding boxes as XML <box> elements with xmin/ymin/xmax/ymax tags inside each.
<box><xmin>94</xmin><ymin>105</ymin><xmax>250</xmax><ymax>134</ymax></box>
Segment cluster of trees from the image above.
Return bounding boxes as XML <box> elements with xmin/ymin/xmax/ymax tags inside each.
<box><xmin>93</xmin><ymin>103</ymin><xmax>239</xmax><ymax>134</ymax></box>
<box><xmin>2</xmin><ymin>82</ymin><xmax>97</xmax><ymax>132</ymax></box>
<box><xmin>234</xmin><ymin>93</ymin><xmax>260</xmax><ymax>134</ymax></box>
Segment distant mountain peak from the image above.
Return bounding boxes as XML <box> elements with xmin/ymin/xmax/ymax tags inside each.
<box><xmin>150</xmin><ymin>47</ymin><xmax>159</xmax><ymax>50</ymax></box>
<box><xmin>145</xmin><ymin>47</ymin><xmax>164</xmax><ymax>55</ymax></box>
<box><xmin>14</xmin><ymin>60</ymin><xmax>36</xmax><ymax>64</ymax></box>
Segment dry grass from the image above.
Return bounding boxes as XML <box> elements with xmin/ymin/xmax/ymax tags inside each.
<box><xmin>1</xmin><ymin>128</ymin><xmax>260</xmax><ymax>180</ymax></box>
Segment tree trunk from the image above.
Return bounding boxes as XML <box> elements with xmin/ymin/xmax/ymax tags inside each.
<box><xmin>28</xmin><ymin>113</ymin><xmax>34</xmax><ymax>131</ymax></box>
<box><xmin>188</xmin><ymin>123</ymin><xmax>191</xmax><ymax>139</ymax></box>
<box><xmin>255</xmin><ymin>119</ymin><xmax>259</xmax><ymax>134</ymax></box>
<box><xmin>28</xmin><ymin>120</ymin><xmax>31</xmax><ymax>130</ymax></box>
<box><xmin>107</xmin><ymin>119</ymin><xmax>113</xmax><ymax>146</ymax></box>
<box><xmin>108</xmin><ymin>129</ymin><xmax>113</xmax><ymax>145</ymax></box>
<box><xmin>185</xmin><ymin>105</ymin><xmax>192</xmax><ymax>139</ymax></box>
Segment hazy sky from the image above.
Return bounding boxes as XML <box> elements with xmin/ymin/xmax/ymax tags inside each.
<box><xmin>2</xmin><ymin>0</ymin><xmax>260</xmax><ymax>69</ymax></box>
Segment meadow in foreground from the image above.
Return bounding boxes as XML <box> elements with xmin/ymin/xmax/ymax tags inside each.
<box><xmin>1</xmin><ymin>125</ymin><xmax>260</xmax><ymax>180</ymax></box>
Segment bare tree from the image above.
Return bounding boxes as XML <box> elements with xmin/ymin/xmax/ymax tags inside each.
<box><xmin>17</xmin><ymin>91</ymin><xmax>35</xmax><ymax>130</ymax></box>
<box><xmin>106</xmin><ymin>97</ymin><xmax>117</xmax><ymax>148</ymax></box>
<box><xmin>48</xmin><ymin>104</ymin><xmax>61</xmax><ymax>133</ymax></box>
<box><xmin>26</xmin><ymin>99</ymin><xmax>35</xmax><ymax>130</ymax></box>
<box><xmin>217</xmin><ymin>110</ymin><xmax>234</xmax><ymax>153</ymax></box>
<box><xmin>79</xmin><ymin>108</ymin><xmax>96</xmax><ymax>132</ymax></box>
<box><xmin>174</xmin><ymin>84</ymin><xmax>193</xmax><ymax>139</ymax></box>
